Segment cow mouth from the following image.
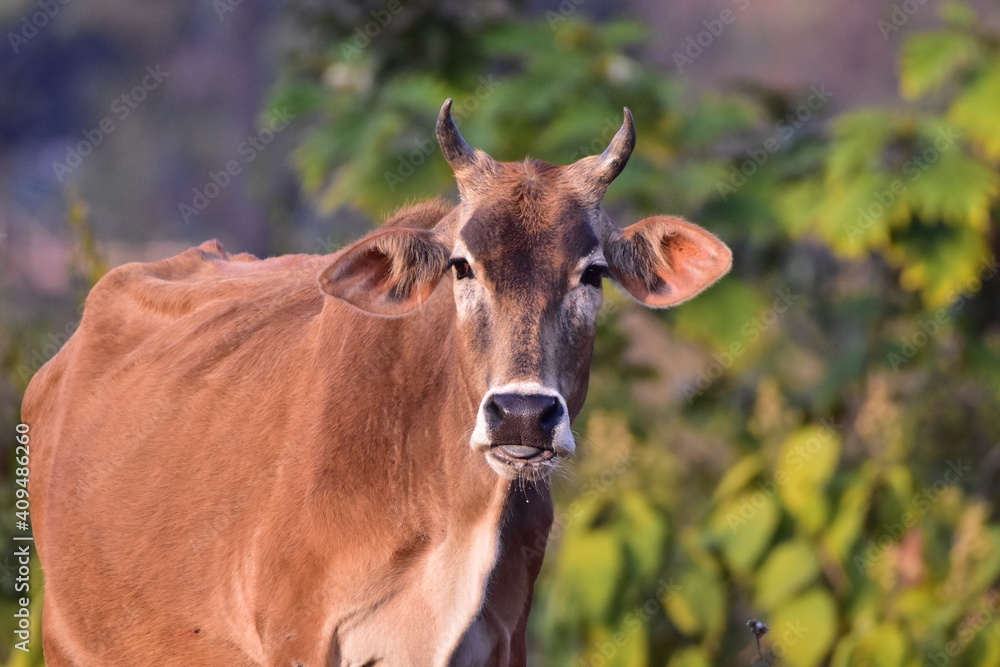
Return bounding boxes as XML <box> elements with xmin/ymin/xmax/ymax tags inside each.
<box><xmin>488</xmin><ymin>444</ymin><xmax>556</xmax><ymax>464</ymax></box>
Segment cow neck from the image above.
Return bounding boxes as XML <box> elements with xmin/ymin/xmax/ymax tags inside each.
<box><xmin>308</xmin><ymin>286</ymin><xmax>525</xmax><ymax>660</ymax></box>
<box><xmin>308</xmin><ymin>286</ymin><xmax>510</xmax><ymax>541</ymax></box>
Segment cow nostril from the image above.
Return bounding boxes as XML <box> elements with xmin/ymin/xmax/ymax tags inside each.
<box><xmin>538</xmin><ymin>399</ymin><xmax>562</xmax><ymax>433</ymax></box>
<box><xmin>485</xmin><ymin>397</ymin><xmax>504</xmax><ymax>425</ymax></box>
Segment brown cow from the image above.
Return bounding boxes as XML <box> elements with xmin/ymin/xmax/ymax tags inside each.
<box><xmin>23</xmin><ymin>101</ymin><xmax>731</xmax><ymax>666</ymax></box>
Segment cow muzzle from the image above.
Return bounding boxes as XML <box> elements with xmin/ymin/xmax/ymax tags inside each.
<box><xmin>471</xmin><ymin>383</ymin><xmax>575</xmax><ymax>479</ymax></box>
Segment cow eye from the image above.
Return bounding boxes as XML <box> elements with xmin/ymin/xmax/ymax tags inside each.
<box><xmin>581</xmin><ymin>264</ymin><xmax>607</xmax><ymax>288</ymax></box>
<box><xmin>449</xmin><ymin>258</ymin><xmax>474</xmax><ymax>280</ymax></box>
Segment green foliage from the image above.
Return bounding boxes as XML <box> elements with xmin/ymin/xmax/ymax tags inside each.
<box><xmin>519</xmin><ymin>3</ymin><xmax>998</xmax><ymax>663</ymax></box>
<box><xmin>515</xmin><ymin>7</ymin><xmax>1000</xmax><ymax>660</ymax></box>
<box><xmin>769</xmin><ymin>587</ymin><xmax>837</xmax><ymax>667</ymax></box>
<box><xmin>754</xmin><ymin>539</ymin><xmax>821</xmax><ymax>611</ymax></box>
<box><xmin>709</xmin><ymin>487</ymin><xmax>781</xmax><ymax>575</ymax></box>
<box><xmin>665</xmin><ymin>562</ymin><xmax>727</xmax><ymax>643</ymax></box>
<box><xmin>900</xmin><ymin>29</ymin><xmax>980</xmax><ymax>99</ymax></box>
<box><xmin>775</xmin><ymin>425</ymin><xmax>841</xmax><ymax>534</ymax></box>
<box><xmin>770</xmin><ymin>4</ymin><xmax>1000</xmax><ymax>312</ymax></box>
<box><xmin>272</xmin><ymin>11</ymin><xmax>760</xmax><ymax>221</ymax></box>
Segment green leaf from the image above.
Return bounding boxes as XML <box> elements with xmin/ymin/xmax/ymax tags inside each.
<box><xmin>903</xmin><ymin>130</ymin><xmax>999</xmax><ymax>230</ymax></box>
<box><xmin>768</xmin><ymin>587</ymin><xmax>838</xmax><ymax>667</ymax></box>
<box><xmin>891</xmin><ymin>223</ymin><xmax>993</xmax><ymax>309</ymax></box>
<box><xmin>616</xmin><ymin>492</ymin><xmax>670</xmax><ymax>584</ymax></box>
<box><xmin>827</xmin><ymin>111</ymin><xmax>896</xmax><ymax>181</ymax></box>
<box><xmin>712</xmin><ymin>454</ymin><xmax>765</xmax><ymax>502</ymax></box>
<box><xmin>556</xmin><ymin>527</ymin><xmax>624</xmax><ymax>623</ymax></box>
<box><xmin>815</xmin><ymin>174</ymin><xmax>902</xmax><ymax>257</ymax></box>
<box><xmin>776</xmin><ymin>179</ymin><xmax>824</xmax><ymax>239</ymax></box>
<box><xmin>823</xmin><ymin>463</ymin><xmax>878</xmax><ymax>564</ymax></box>
<box><xmin>949</xmin><ymin>61</ymin><xmax>1000</xmax><ymax>160</ymax></box>
<box><xmin>805</xmin><ymin>111</ymin><xmax>916</xmax><ymax>256</ymax></box>
<box><xmin>666</xmin><ymin>646</ymin><xmax>711</xmax><ymax>667</ymax></box>
<box><xmin>709</xmin><ymin>490</ymin><xmax>781</xmax><ymax>574</ymax></box>
<box><xmin>775</xmin><ymin>424</ymin><xmax>842</xmax><ymax>534</ymax></box>
<box><xmin>901</xmin><ymin>30</ymin><xmax>979</xmax><ymax>99</ymax></box>
<box><xmin>845</xmin><ymin>623</ymin><xmax>908</xmax><ymax>667</ymax></box>
<box><xmin>755</xmin><ymin>538</ymin><xmax>822</xmax><ymax>611</ymax></box>
<box><xmin>581</xmin><ymin>618</ymin><xmax>649</xmax><ymax>667</ymax></box>
<box><xmin>663</xmin><ymin>565</ymin><xmax>726</xmax><ymax>641</ymax></box>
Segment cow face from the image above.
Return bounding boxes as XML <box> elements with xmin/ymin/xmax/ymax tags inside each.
<box><xmin>319</xmin><ymin>101</ymin><xmax>732</xmax><ymax>480</ymax></box>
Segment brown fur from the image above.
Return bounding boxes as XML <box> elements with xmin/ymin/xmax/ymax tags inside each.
<box><xmin>26</xmin><ymin>238</ymin><xmax>533</xmax><ymax>665</ymax></box>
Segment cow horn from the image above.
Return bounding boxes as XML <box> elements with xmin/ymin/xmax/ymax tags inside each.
<box><xmin>597</xmin><ymin>107</ymin><xmax>635</xmax><ymax>184</ymax></box>
<box><xmin>436</xmin><ymin>99</ymin><xmax>477</xmax><ymax>171</ymax></box>
<box><xmin>570</xmin><ymin>108</ymin><xmax>635</xmax><ymax>204</ymax></box>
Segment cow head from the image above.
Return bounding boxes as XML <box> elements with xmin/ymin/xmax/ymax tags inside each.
<box><xmin>319</xmin><ymin>100</ymin><xmax>732</xmax><ymax>480</ymax></box>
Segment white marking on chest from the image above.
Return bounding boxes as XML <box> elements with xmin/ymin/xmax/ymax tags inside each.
<box><xmin>431</xmin><ymin>484</ymin><xmax>508</xmax><ymax>664</ymax></box>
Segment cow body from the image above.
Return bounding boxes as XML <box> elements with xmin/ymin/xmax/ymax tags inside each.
<box><xmin>24</xmin><ymin>103</ymin><xmax>731</xmax><ymax>666</ymax></box>
<box><xmin>27</xmin><ymin>235</ymin><xmax>546</xmax><ymax>666</ymax></box>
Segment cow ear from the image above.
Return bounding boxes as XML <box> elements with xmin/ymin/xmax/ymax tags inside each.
<box><xmin>607</xmin><ymin>216</ymin><xmax>732</xmax><ymax>307</ymax></box>
<box><xmin>318</xmin><ymin>228</ymin><xmax>450</xmax><ymax>316</ymax></box>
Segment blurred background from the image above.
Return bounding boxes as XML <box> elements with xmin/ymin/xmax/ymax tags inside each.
<box><xmin>2</xmin><ymin>0</ymin><xmax>1000</xmax><ymax>664</ymax></box>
